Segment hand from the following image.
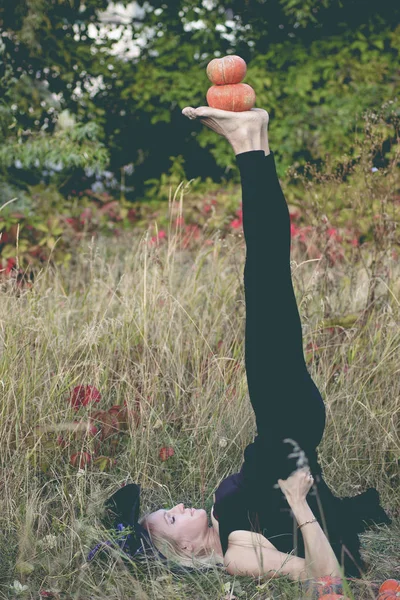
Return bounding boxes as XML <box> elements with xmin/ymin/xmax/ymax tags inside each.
<box><xmin>277</xmin><ymin>467</ymin><xmax>314</xmax><ymax>507</ymax></box>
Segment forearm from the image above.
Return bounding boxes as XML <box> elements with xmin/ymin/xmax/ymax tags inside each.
<box><xmin>290</xmin><ymin>500</ymin><xmax>342</xmax><ymax>579</ymax></box>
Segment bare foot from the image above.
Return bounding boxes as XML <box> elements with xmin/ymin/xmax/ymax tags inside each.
<box><xmin>182</xmin><ymin>106</ymin><xmax>270</xmax><ymax>155</ymax></box>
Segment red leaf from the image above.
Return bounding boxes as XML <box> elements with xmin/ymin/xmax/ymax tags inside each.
<box><xmin>70</xmin><ymin>451</ymin><xmax>91</xmax><ymax>468</ymax></box>
<box><xmin>90</xmin><ymin>410</ymin><xmax>119</xmax><ymax>440</ymax></box>
<box><xmin>56</xmin><ymin>434</ymin><xmax>67</xmax><ymax>448</ymax></box>
<box><xmin>68</xmin><ymin>385</ymin><xmax>101</xmax><ymax>410</ymax></box>
<box><xmin>159</xmin><ymin>447</ymin><xmax>174</xmax><ymax>461</ymax></box>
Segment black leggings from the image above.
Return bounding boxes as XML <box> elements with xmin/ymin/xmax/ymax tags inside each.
<box><xmin>234</xmin><ymin>151</ymin><xmax>368</xmax><ymax>577</ymax></box>
<box><xmin>237</xmin><ymin>150</ymin><xmax>326</xmax><ymax>482</ymax></box>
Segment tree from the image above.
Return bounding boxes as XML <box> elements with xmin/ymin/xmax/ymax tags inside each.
<box><xmin>0</xmin><ymin>0</ymin><xmax>399</xmax><ymax>205</ymax></box>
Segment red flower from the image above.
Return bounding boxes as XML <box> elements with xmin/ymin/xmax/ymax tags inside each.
<box><xmin>65</xmin><ymin>217</ymin><xmax>80</xmax><ymax>231</ymax></box>
<box><xmin>175</xmin><ymin>216</ymin><xmax>185</xmax><ymax>226</ymax></box>
<box><xmin>5</xmin><ymin>258</ymin><xmax>16</xmax><ymax>275</ymax></box>
<box><xmin>159</xmin><ymin>447</ymin><xmax>174</xmax><ymax>461</ymax></box>
<box><xmin>327</xmin><ymin>227</ymin><xmax>342</xmax><ymax>242</ymax></box>
<box><xmin>306</xmin><ymin>342</ymin><xmax>319</xmax><ymax>351</ymax></box>
<box><xmin>150</xmin><ymin>230</ymin><xmax>167</xmax><ymax>245</ymax></box>
<box><xmin>298</xmin><ymin>225</ymin><xmax>313</xmax><ymax>243</ymax></box>
<box><xmin>79</xmin><ymin>208</ymin><xmax>92</xmax><ymax>224</ymax></box>
<box><xmin>39</xmin><ymin>591</ymin><xmax>57</xmax><ymax>598</ymax></box>
<box><xmin>68</xmin><ymin>385</ymin><xmax>101</xmax><ymax>411</ymax></box>
<box><xmin>185</xmin><ymin>224</ymin><xmax>200</xmax><ymax>236</ymax></box>
<box><xmin>230</xmin><ymin>219</ymin><xmax>242</xmax><ymax>229</ymax></box>
<box><xmin>289</xmin><ymin>208</ymin><xmax>301</xmax><ymax>222</ymax></box>
<box><xmin>181</xmin><ymin>224</ymin><xmax>201</xmax><ymax>248</ymax></box>
<box><xmin>127</xmin><ymin>208</ymin><xmax>137</xmax><ymax>222</ymax></box>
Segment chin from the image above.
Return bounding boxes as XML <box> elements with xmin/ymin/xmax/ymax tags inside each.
<box><xmin>199</xmin><ymin>508</ymin><xmax>208</xmax><ymax>521</ymax></box>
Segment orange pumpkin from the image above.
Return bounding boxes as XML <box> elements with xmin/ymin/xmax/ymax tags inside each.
<box><xmin>379</xmin><ymin>580</ymin><xmax>400</xmax><ymax>595</ymax></box>
<box><xmin>378</xmin><ymin>593</ymin><xmax>398</xmax><ymax>600</ymax></box>
<box><xmin>206</xmin><ymin>55</ymin><xmax>247</xmax><ymax>85</ymax></box>
<box><xmin>206</xmin><ymin>83</ymin><xmax>256</xmax><ymax>112</ymax></box>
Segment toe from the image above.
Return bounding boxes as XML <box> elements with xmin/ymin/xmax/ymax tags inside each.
<box><xmin>182</xmin><ymin>107</ymin><xmax>195</xmax><ymax>118</ymax></box>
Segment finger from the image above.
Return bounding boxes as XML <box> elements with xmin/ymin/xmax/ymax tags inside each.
<box><xmin>301</xmin><ymin>467</ymin><xmax>312</xmax><ymax>477</ymax></box>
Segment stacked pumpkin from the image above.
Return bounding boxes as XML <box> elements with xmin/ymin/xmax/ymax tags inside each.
<box><xmin>206</xmin><ymin>55</ymin><xmax>256</xmax><ymax>112</ymax></box>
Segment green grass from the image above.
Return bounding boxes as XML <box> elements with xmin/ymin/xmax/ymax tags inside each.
<box><xmin>0</xmin><ymin>154</ymin><xmax>399</xmax><ymax>599</ymax></box>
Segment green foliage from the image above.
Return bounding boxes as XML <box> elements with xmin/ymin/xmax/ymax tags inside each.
<box><xmin>0</xmin><ymin>118</ymin><xmax>109</xmax><ymax>172</ymax></box>
<box><xmin>279</xmin><ymin>0</ymin><xmax>331</xmax><ymax>28</ymax></box>
<box><xmin>248</xmin><ymin>28</ymin><xmax>400</xmax><ymax>174</ymax></box>
<box><xmin>0</xmin><ymin>0</ymin><xmax>399</xmax><ymax>207</ymax></box>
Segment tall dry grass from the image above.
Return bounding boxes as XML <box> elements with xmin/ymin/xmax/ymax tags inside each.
<box><xmin>0</xmin><ymin>127</ymin><xmax>399</xmax><ymax>599</ymax></box>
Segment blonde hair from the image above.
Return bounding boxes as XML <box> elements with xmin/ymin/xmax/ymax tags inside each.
<box><xmin>139</xmin><ymin>512</ymin><xmax>224</xmax><ymax>571</ymax></box>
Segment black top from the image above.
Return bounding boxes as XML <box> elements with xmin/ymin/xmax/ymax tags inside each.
<box><xmin>213</xmin><ymin>471</ymin><xmax>293</xmax><ymax>554</ymax></box>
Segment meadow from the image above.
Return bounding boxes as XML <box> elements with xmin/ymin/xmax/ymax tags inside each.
<box><xmin>0</xmin><ymin>138</ymin><xmax>399</xmax><ymax>600</ymax></box>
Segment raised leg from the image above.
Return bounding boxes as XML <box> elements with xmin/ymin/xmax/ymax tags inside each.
<box><xmin>182</xmin><ymin>104</ymin><xmax>326</xmax><ymax>466</ymax></box>
<box><xmin>237</xmin><ymin>144</ymin><xmax>326</xmax><ymax>455</ymax></box>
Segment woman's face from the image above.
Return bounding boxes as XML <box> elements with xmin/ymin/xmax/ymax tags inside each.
<box><xmin>145</xmin><ymin>503</ymin><xmax>209</xmax><ymax>551</ymax></box>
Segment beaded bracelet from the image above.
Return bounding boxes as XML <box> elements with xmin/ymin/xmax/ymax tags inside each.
<box><xmin>298</xmin><ymin>518</ymin><xmax>318</xmax><ymax>530</ymax></box>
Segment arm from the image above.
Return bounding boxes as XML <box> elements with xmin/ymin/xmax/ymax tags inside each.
<box><xmin>278</xmin><ymin>469</ymin><xmax>342</xmax><ymax>579</ymax></box>
<box><xmin>224</xmin><ymin>531</ymin><xmax>308</xmax><ymax>581</ymax></box>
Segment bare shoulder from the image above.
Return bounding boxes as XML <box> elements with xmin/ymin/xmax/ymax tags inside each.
<box><xmin>223</xmin><ymin>531</ymin><xmax>277</xmax><ymax>577</ymax></box>
<box><xmin>227</xmin><ymin>530</ymin><xmax>277</xmax><ymax>550</ymax></box>
<box><xmin>223</xmin><ymin>531</ymin><xmax>306</xmax><ymax>580</ymax></box>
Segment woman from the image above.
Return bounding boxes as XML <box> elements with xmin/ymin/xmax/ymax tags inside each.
<box><xmin>101</xmin><ymin>105</ymin><xmax>391</xmax><ymax>581</ymax></box>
